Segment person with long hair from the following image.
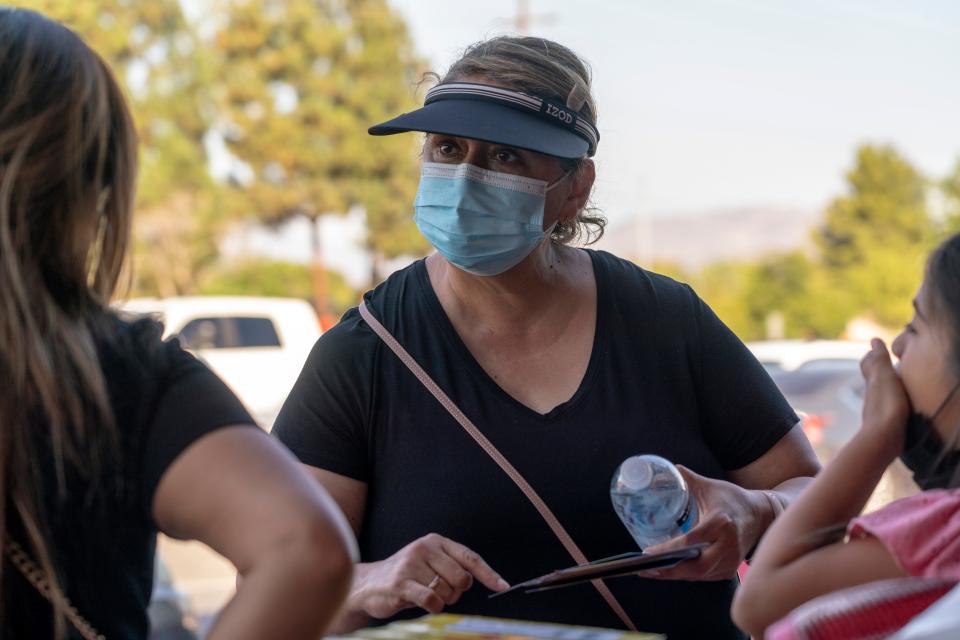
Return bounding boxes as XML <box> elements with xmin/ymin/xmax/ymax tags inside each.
<box><xmin>733</xmin><ymin>233</ymin><xmax>960</xmax><ymax>639</ymax></box>
<box><xmin>0</xmin><ymin>8</ymin><xmax>355</xmax><ymax>639</ymax></box>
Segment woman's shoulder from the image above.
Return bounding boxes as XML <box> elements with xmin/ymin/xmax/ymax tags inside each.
<box><xmin>589</xmin><ymin>248</ymin><xmax>692</xmax><ymax>290</ymax></box>
<box><xmin>93</xmin><ymin>313</ymin><xmax>206</xmax><ymax>416</ymax></box>
<box><xmin>363</xmin><ymin>258</ymin><xmax>428</xmax><ymax>313</ymax></box>
<box><xmin>97</xmin><ymin>312</ymin><xmax>179</xmax><ymax>377</ymax></box>
<box><xmin>586</xmin><ymin>248</ymin><xmax>700</xmax><ymax>313</ymax></box>
<box><xmin>302</xmin><ymin>259</ymin><xmax>428</xmax><ymax>366</ymax></box>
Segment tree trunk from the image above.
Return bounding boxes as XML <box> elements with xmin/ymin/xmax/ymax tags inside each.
<box><xmin>370</xmin><ymin>251</ymin><xmax>384</xmax><ymax>288</ymax></box>
<box><xmin>309</xmin><ymin>215</ymin><xmax>332</xmax><ymax>327</ymax></box>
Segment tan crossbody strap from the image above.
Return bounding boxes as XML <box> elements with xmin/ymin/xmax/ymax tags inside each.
<box><xmin>358</xmin><ymin>302</ymin><xmax>638</xmax><ymax>632</ymax></box>
<box><xmin>3</xmin><ymin>538</ymin><xmax>104</xmax><ymax>639</ymax></box>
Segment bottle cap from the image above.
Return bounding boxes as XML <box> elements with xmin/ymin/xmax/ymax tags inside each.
<box><xmin>619</xmin><ymin>457</ymin><xmax>653</xmax><ymax>490</ymax></box>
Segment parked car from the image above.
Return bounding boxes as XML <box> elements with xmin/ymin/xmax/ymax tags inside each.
<box><xmin>119</xmin><ymin>296</ymin><xmax>322</xmax><ymax>429</ymax></box>
<box><xmin>749</xmin><ymin>339</ymin><xmax>916</xmax><ymax>506</ymax></box>
<box><xmin>748</xmin><ymin>340</ymin><xmax>868</xmax><ymax>458</ymax></box>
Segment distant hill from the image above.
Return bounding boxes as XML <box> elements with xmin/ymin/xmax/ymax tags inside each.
<box><xmin>595</xmin><ymin>206</ymin><xmax>823</xmax><ymax>269</ymax></box>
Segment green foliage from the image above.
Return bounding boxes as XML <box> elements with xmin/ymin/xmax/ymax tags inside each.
<box><xmin>198</xmin><ymin>259</ymin><xmax>359</xmax><ymax>316</ymax></box>
<box><xmin>814</xmin><ymin>144</ymin><xmax>932</xmax><ymax>327</ymax></box>
<box><xmin>213</xmin><ymin>0</ymin><xmax>429</xmax><ymax>285</ymax></box>
<box><xmin>17</xmin><ymin>0</ymin><xmax>429</xmax><ymax>300</ymax></box>
<box><xmin>18</xmin><ymin>0</ymin><xmax>225</xmax><ymax>296</ymax></box>
<box><xmin>661</xmin><ymin>145</ymin><xmax>937</xmax><ymax>341</ymax></box>
<box><xmin>693</xmin><ymin>261</ymin><xmax>759</xmax><ymax>338</ymax></box>
<box><xmin>943</xmin><ymin>158</ymin><xmax>960</xmax><ymax>234</ymax></box>
<box><xmin>17</xmin><ymin>3</ymin><xmax>959</xmax><ymax>330</ymax></box>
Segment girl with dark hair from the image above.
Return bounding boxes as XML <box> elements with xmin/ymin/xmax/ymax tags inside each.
<box><xmin>734</xmin><ymin>233</ymin><xmax>960</xmax><ymax>639</ymax></box>
<box><xmin>0</xmin><ymin>8</ymin><xmax>354</xmax><ymax>639</ymax></box>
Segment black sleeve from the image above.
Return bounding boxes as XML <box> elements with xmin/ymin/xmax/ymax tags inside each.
<box><xmin>140</xmin><ymin>340</ymin><xmax>256</xmax><ymax>512</ymax></box>
<box><xmin>686</xmin><ymin>286</ymin><xmax>799</xmax><ymax>470</ymax></box>
<box><xmin>271</xmin><ymin>309</ymin><xmax>376</xmax><ymax>482</ymax></box>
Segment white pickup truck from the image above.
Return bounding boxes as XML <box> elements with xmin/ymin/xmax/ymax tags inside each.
<box><xmin>119</xmin><ymin>296</ymin><xmax>322</xmax><ymax>429</ymax></box>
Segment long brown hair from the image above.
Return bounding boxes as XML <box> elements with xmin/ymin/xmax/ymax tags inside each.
<box><xmin>0</xmin><ymin>7</ymin><xmax>138</xmax><ymax>632</ymax></box>
<box><xmin>924</xmin><ymin>232</ymin><xmax>960</xmax><ymax>487</ymax></box>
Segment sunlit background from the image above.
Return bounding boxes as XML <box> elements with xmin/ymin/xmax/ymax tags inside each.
<box><xmin>11</xmin><ymin>0</ymin><xmax>960</xmax><ymax>635</ymax></box>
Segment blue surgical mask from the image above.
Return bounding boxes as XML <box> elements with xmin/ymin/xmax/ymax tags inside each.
<box><xmin>413</xmin><ymin>162</ymin><xmax>567</xmax><ymax>276</ymax></box>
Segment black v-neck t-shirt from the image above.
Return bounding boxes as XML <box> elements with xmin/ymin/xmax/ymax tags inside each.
<box><xmin>273</xmin><ymin>250</ymin><xmax>797</xmax><ymax>639</ymax></box>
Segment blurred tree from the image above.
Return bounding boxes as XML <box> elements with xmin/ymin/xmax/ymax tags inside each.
<box><xmin>213</xmin><ymin>0</ymin><xmax>428</xmax><ymax>320</ymax></box>
<box><xmin>198</xmin><ymin>259</ymin><xmax>358</xmax><ymax>317</ymax></box>
<box><xmin>692</xmin><ymin>261</ymin><xmax>760</xmax><ymax>340</ymax></box>
<box><xmin>942</xmin><ymin>157</ymin><xmax>960</xmax><ymax>233</ymax></box>
<box><xmin>20</xmin><ymin>0</ymin><xmax>225</xmax><ymax>296</ymax></box>
<box><xmin>743</xmin><ymin>252</ymin><xmax>853</xmax><ymax>340</ymax></box>
<box><xmin>814</xmin><ymin>144</ymin><xmax>932</xmax><ymax>328</ymax></box>
<box><xmin>671</xmin><ymin>253</ymin><xmax>852</xmax><ymax>342</ymax></box>
<box><xmin>743</xmin><ymin>252</ymin><xmax>813</xmax><ymax>339</ymax></box>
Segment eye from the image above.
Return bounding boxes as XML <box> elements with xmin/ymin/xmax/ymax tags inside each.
<box><xmin>426</xmin><ymin>137</ymin><xmax>460</xmax><ymax>161</ymax></box>
<box><xmin>904</xmin><ymin>322</ymin><xmax>917</xmax><ymax>335</ymax></box>
<box><xmin>436</xmin><ymin>140</ymin><xmax>457</xmax><ymax>156</ymax></box>
<box><xmin>493</xmin><ymin>147</ymin><xmax>521</xmax><ymax>164</ymax></box>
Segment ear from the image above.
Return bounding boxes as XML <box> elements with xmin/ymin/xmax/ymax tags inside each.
<box><xmin>560</xmin><ymin>159</ymin><xmax>595</xmax><ymax>223</ymax></box>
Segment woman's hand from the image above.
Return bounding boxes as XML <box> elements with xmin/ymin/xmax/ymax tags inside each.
<box><xmin>351</xmin><ymin>533</ymin><xmax>510</xmax><ymax>620</ymax></box>
<box><xmin>638</xmin><ymin>466</ymin><xmax>773</xmax><ymax>582</ymax></box>
<box><xmin>859</xmin><ymin>338</ymin><xmax>910</xmax><ymax>457</ymax></box>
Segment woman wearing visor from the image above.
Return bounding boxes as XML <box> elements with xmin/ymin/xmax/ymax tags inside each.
<box><xmin>273</xmin><ymin>37</ymin><xmax>820</xmax><ymax>639</ymax></box>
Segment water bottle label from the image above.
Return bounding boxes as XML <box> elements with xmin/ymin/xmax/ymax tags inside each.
<box><xmin>676</xmin><ymin>497</ymin><xmax>695</xmax><ymax>533</ymax></box>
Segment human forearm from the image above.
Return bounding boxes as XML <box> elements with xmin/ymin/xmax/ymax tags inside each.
<box><xmin>209</xmin><ymin>532</ymin><xmax>354</xmax><ymax>640</ymax></box>
<box><xmin>764</xmin><ymin>475</ymin><xmax>813</xmax><ymax>510</ymax></box>
<box><xmin>326</xmin><ymin>562</ymin><xmax>375</xmax><ymax>634</ymax></box>
<box><xmin>733</xmin><ymin>433</ymin><xmax>903</xmax><ymax>635</ymax></box>
<box><xmin>751</xmin><ymin>430</ymin><xmax>895</xmax><ymax>572</ymax></box>
<box><xmin>759</xmin><ymin>474</ymin><xmax>813</xmax><ymax>524</ymax></box>
<box><xmin>723</xmin><ymin>425</ymin><xmax>820</xmax><ymax>556</ymax></box>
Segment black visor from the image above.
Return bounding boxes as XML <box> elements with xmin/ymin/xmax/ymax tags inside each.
<box><xmin>369</xmin><ymin>82</ymin><xmax>599</xmax><ymax>159</ymax></box>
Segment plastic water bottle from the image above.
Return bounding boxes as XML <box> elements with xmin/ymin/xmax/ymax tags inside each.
<box><xmin>610</xmin><ymin>454</ymin><xmax>699</xmax><ymax>549</ymax></box>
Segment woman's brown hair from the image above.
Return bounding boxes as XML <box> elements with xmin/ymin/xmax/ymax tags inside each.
<box><xmin>0</xmin><ymin>7</ymin><xmax>138</xmax><ymax>633</ymax></box>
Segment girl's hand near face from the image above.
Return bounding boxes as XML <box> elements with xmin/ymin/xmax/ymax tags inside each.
<box><xmin>859</xmin><ymin>338</ymin><xmax>911</xmax><ymax>459</ymax></box>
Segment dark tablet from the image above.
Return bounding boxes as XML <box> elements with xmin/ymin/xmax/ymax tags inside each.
<box><xmin>490</xmin><ymin>544</ymin><xmax>709</xmax><ymax>597</ymax></box>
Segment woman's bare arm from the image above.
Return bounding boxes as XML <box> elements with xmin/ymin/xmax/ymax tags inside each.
<box><xmin>153</xmin><ymin>427</ymin><xmax>357</xmax><ymax>640</ymax></box>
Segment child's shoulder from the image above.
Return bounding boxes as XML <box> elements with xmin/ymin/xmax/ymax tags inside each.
<box><xmin>849</xmin><ymin>490</ymin><xmax>960</xmax><ymax>579</ymax></box>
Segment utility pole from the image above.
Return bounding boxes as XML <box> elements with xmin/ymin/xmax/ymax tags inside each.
<box><xmin>513</xmin><ymin>0</ymin><xmax>555</xmax><ymax>35</ymax></box>
<box><xmin>516</xmin><ymin>0</ymin><xmax>530</xmax><ymax>34</ymax></box>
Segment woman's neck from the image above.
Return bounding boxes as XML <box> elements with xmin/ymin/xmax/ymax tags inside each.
<box><xmin>427</xmin><ymin>242</ymin><xmax>588</xmax><ymax>330</ymax></box>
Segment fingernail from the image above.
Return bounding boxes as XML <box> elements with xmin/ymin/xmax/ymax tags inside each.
<box><xmin>646</xmin><ymin>570</ymin><xmax>661</xmax><ymax>577</ymax></box>
<box><xmin>497</xmin><ymin>578</ymin><xmax>510</xmax><ymax>590</ymax></box>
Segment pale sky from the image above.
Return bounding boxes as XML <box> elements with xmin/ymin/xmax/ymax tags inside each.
<box><xmin>390</xmin><ymin>0</ymin><xmax>960</xmax><ymax>219</ymax></box>
<box><xmin>229</xmin><ymin>0</ymin><xmax>960</xmax><ymax>286</ymax></box>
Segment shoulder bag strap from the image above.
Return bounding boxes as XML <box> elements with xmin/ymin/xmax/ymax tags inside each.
<box><xmin>3</xmin><ymin>537</ymin><xmax>105</xmax><ymax>639</ymax></box>
<box><xmin>358</xmin><ymin>301</ymin><xmax>638</xmax><ymax>632</ymax></box>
